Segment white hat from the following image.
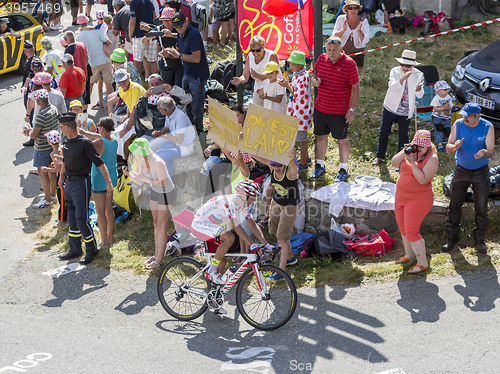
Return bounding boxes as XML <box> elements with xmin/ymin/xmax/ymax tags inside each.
<box><xmin>395</xmin><ymin>50</ymin><xmax>420</xmax><ymax>65</ymax></box>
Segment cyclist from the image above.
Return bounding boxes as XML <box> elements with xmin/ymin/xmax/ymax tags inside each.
<box><xmin>191</xmin><ymin>179</ymin><xmax>275</xmax><ymax>285</ymax></box>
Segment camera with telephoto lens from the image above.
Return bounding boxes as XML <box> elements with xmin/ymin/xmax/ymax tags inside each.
<box><xmin>404</xmin><ymin>144</ymin><xmax>418</xmax><ymax>155</ymax></box>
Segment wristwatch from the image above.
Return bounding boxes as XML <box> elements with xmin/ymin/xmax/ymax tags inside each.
<box><xmin>349</xmin><ymin>108</ymin><xmax>356</xmax><ymax>112</ymax></box>
<box><xmin>178</xmin><ymin>53</ymin><xmax>183</xmax><ymax>60</ymax></box>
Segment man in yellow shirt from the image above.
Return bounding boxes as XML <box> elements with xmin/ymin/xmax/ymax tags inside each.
<box><xmin>114</xmin><ymin>68</ymin><xmax>146</xmax><ymax>159</ymax></box>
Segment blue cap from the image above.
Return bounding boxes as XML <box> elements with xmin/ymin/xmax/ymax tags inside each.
<box><xmin>459</xmin><ymin>102</ymin><xmax>481</xmax><ymax>117</ymax></box>
<box><xmin>434</xmin><ymin>80</ymin><xmax>450</xmax><ymax>91</ymax></box>
<box><xmin>114</xmin><ymin>68</ymin><xmax>129</xmax><ymax>83</ymax></box>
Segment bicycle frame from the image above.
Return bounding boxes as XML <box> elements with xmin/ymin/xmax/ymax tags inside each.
<box><xmin>180</xmin><ymin>251</ymin><xmax>268</xmax><ymax>299</ymax></box>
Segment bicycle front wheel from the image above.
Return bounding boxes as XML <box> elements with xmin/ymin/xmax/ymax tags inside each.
<box><xmin>157</xmin><ymin>256</ymin><xmax>209</xmax><ymax>321</ymax></box>
<box><xmin>236</xmin><ymin>265</ymin><xmax>297</xmax><ymax>330</ymax></box>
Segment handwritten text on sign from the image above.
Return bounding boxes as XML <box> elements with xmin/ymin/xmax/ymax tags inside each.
<box><xmin>208</xmin><ymin>97</ymin><xmax>241</xmax><ymax>156</ymax></box>
<box><xmin>242</xmin><ymin>103</ymin><xmax>299</xmax><ymax>165</ymax></box>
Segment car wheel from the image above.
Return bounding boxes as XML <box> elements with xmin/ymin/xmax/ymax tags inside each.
<box><xmin>16</xmin><ymin>52</ymin><xmax>28</xmax><ymax>75</ymax></box>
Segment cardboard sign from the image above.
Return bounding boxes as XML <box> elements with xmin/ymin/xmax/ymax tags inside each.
<box><xmin>241</xmin><ymin>103</ymin><xmax>299</xmax><ymax>165</ymax></box>
<box><xmin>208</xmin><ymin>97</ymin><xmax>241</xmax><ymax>155</ymax></box>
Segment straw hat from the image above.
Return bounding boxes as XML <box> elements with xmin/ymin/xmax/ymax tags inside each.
<box><xmin>342</xmin><ymin>0</ymin><xmax>362</xmax><ymax>14</ymax></box>
<box><xmin>395</xmin><ymin>50</ymin><xmax>421</xmax><ymax>65</ymax></box>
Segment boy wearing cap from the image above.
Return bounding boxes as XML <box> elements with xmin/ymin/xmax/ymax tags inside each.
<box><xmin>256</xmin><ymin>61</ymin><xmax>286</xmax><ymax>113</ymax></box>
<box><xmin>443</xmin><ymin>103</ymin><xmax>495</xmax><ymax>254</ymax></box>
<box><xmin>59</xmin><ymin>54</ymin><xmax>86</xmax><ymax>110</ymax></box>
<box><xmin>430</xmin><ymin>80</ymin><xmax>453</xmax><ymax>153</ymax></box>
<box><xmin>279</xmin><ymin>50</ymin><xmax>312</xmax><ymax>171</ymax></box>
<box><xmin>22</xmin><ymin>89</ymin><xmax>60</xmax><ymax>208</ymax></box>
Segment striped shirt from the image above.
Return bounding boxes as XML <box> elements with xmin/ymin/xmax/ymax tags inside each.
<box><xmin>34</xmin><ymin>104</ymin><xmax>59</xmax><ymax>152</ymax></box>
<box><xmin>314</xmin><ymin>52</ymin><xmax>359</xmax><ymax>115</ymax></box>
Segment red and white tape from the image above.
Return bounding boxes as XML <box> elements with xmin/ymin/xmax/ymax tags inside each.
<box><xmin>349</xmin><ymin>17</ymin><xmax>500</xmax><ymax>57</ymax></box>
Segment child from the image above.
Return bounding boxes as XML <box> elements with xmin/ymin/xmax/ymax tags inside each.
<box><xmin>256</xmin><ymin>61</ymin><xmax>286</xmax><ymax>114</ymax></box>
<box><xmin>430</xmin><ymin>80</ymin><xmax>453</xmax><ymax>153</ymax></box>
<box><xmin>279</xmin><ymin>50</ymin><xmax>312</xmax><ymax>171</ymax></box>
<box><xmin>41</xmin><ymin>130</ymin><xmax>63</xmax><ymax>205</ymax></box>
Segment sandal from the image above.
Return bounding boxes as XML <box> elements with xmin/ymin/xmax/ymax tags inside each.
<box><xmin>144</xmin><ymin>256</ymin><xmax>156</xmax><ymax>265</ymax></box>
<box><xmin>395</xmin><ymin>256</ymin><xmax>411</xmax><ymax>264</ymax></box>
<box><xmin>144</xmin><ymin>261</ymin><xmax>160</xmax><ymax>270</ymax></box>
<box><xmin>408</xmin><ymin>264</ymin><xmax>429</xmax><ymax>274</ymax></box>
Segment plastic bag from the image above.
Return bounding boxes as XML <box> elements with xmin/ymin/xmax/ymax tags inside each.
<box><xmin>331</xmin><ymin>219</ymin><xmax>355</xmax><ymax>238</ymax></box>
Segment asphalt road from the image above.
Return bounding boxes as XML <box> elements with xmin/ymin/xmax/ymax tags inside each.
<box><xmin>2</xmin><ymin>8</ymin><xmax>500</xmax><ymax>374</ymax></box>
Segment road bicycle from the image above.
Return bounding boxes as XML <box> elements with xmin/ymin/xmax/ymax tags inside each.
<box><xmin>157</xmin><ymin>244</ymin><xmax>297</xmax><ymax>330</ymax></box>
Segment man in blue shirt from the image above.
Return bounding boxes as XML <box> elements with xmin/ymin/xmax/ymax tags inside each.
<box><xmin>160</xmin><ymin>12</ymin><xmax>209</xmax><ymax>148</ymax></box>
<box><xmin>442</xmin><ymin>103</ymin><xmax>495</xmax><ymax>253</ymax></box>
<box><xmin>129</xmin><ymin>0</ymin><xmax>158</xmax><ymax>81</ymax></box>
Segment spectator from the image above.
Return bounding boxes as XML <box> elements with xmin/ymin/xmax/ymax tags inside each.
<box><xmin>152</xmin><ymin>96</ymin><xmax>196</xmax><ymax>178</ymax></box>
<box><xmin>21</xmin><ymin>41</ymin><xmax>37</xmax><ymax>111</ymax></box>
<box><xmin>160</xmin><ymin>12</ymin><xmax>210</xmax><ymax>146</ymax></box>
<box><xmin>69</xmin><ymin>100</ymin><xmax>97</xmax><ymax>132</ymax></box>
<box><xmin>0</xmin><ymin>19</ymin><xmax>20</xmax><ymax>38</ymax></box>
<box><xmin>442</xmin><ymin>103</ymin><xmax>495</xmax><ymax>254</ymax></box>
<box><xmin>80</xmin><ymin>117</ymin><xmax>119</xmax><ymax>248</ymax></box>
<box><xmin>22</xmin><ymin>89</ymin><xmax>59</xmax><ymax>208</ymax></box>
<box><xmin>123</xmin><ymin>138</ymin><xmax>175</xmax><ymax>270</ymax></box>
<box><xmin>63</xmin><ymin>31</ymin><xmax>89</xmax><ymax>76</ymax></box>
<box><xmin>256</xmin><ymin>61</ymin><xmax>286</xmax><ymax>113</ymax></box>
<box><xmin>372</xmin><ymin>50</ymin><xmax>424</xmax><ymax>168</ymax></box>
<box><xmin>84</xmin><ymin>0</ymin><xmax>94</xmax><ymax>20</ymax></box>
<box><xmin>34</xmin><ymin>0</ymin><xmax>50</xmax><ymax>32</ymax></box>
<box><xmin>59</xmin><ymin>54</ymin><xmax>86</xmax><ymax>110</ymax></box>
<box><xmin>38</xmin><ymin>72</ymin><xmax>66</xmax><ymax>115</ymax></box>
<box><xmin>76</xmin><ymin>13</ymin><xmax>114</xmax><ymax>111</ymax></box>
<box><xmin>112</xmin><ymin>0</ymin><xmax>131</xmax><ymax>57</ymax></box>
<box><xmin>212</xmin><ymin>0</ymin><xmax>234</xmax><ymax>46</ymax></box>
<box><xmin>231</xmin><ymin>35</ymin><xmax>281</xmax><ymax>107</ymax></box>
<box><xmin>311</xmin><ymin>36</ymin><xmax>360</xmax><ymax>181</ymax></box>
<box><xmin>69</xmin><ymin>0</ymin><xmax>80</xmax><ymax>25</ymax></box>
<box><xmin>278</xmin><ymin>50</ymin><xmax>312</xmax><ymax>171</ymax></box>
<box><xmin>333</xmin><ymin>0</ymin><xmax>370</xmax><ymax>73</ymax></box>
<box><xmin>57</xmin><ymin>113</ymin><xmax>114</xmax><ymax>265</ymax></box>
<box><xmin>40</xmin><ymin>130</ymin><xmax>63</xmax><ymax>198</ymax></box>
<box><xmin>41</xmin><ymin>37</ymin><xmax>65</xmax><ymax>85</ymax></box>
<box><xmin>431</xmin><ymin>80</ymin><xmax>453</xmax><ymax>153</ymax></box>
<box><xmin>48</xmin><ymin>0</ymin><xmax>64</xmax><ymax>30</ymax></box>
<box><xmin>114</xmin><ymin>69</ymin><xmax>146</xmax><ymax>160</ymax></box>
<box><xmin>129</xmin><ymin>0</ymin><xmax>158</xmax><ymax>80</ymax></box>
<box><xmin>104</xmin><ymin>15</ymin><xmax>118</xmax><ymax>53</ymax></box>
<box><xmin>392</xmin><ymin>130</ymin><xmax>439</xmax><ymax>274</ymax></box>
<box><xmin>150</xmin><ymin>7</ymin><xmax>183</xmax><ymax>87</ymax></box>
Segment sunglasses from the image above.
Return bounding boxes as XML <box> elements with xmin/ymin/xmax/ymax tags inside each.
<box><xmin>347</xmin><ymin>6</ymin><xmax>359</xmax><ymax>10</ymax></box>
<box><xmin>250</xmin><ymin>48</ymin><xmax>262</xmax><ymax>53</ymax></box>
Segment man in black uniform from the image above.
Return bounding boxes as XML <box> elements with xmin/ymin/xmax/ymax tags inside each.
<box><xmin>58</xmin><ymin>113</ymin><xmax>114</xmax><ymax>264</ymax></box>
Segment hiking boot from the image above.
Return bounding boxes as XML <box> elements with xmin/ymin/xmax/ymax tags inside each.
<box><xmin>475</xmin><ymin>239</ymin><xmax>487</xmax><ymax>254</ymax></box>
<box><xmin>311</xmin><ymin>164</ymin><xmax>325</xmax><ymax>178</ymax></box>
<box><xmin>334</xmin><ymin>168</ymin><xmax>348</xmax><ymax>182</ymax></box>
<box><xmin>442</xmin><ymin>238</ymin><xmax>458</xmax><ymax>253</ymax></box>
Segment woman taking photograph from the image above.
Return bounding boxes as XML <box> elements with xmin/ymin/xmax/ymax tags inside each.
<box><xmin>123</xmin><ymin>138</ymin><xmax>175</xmax><ymax>270</ymax></box>
<box><xmin>332</xmin><ymin>0</ymin><xmax>370</xmax><ymax>73</ymax></box>
<box><xmin>392</xmin><ymin>130</ymin><xmax>438</xmax><ymax>274</ymax></box>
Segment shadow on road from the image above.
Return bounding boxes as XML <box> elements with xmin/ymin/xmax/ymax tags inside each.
<box><xmin>452</xmin><ymin>253</ymin><xmax>500</xmax><ymax>312</ymax></box>
<box><xmin>115</xmin><ymin>277</ymin><xmax>158</xmax><ymax>315</ymax></box>
<box><xmin>155</xmin><ymin>284</ymin><xmax>387</xmax><ymax>373</ymax></box>
<box><xmin>13</xmin><ymin>147</ymin><xmax>33</xmax><ymax>167</ymax></box>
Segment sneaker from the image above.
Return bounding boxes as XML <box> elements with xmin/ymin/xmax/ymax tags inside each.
<box><xmin>33</xmin><ymin>198</ymin><xmax>50</xmax><ymax>208</ymax></box>
<box><xmin>276</xmin><ymin>256</ymin><xmax>298</xmax><ymax>267</ymax></box>
<box><xmin>266</xmin><ymin>272</ymin><xmax>284</xmax><ymax>281</ymax></box>
<box><xmin>297</xmin><ymin>161</ymin><xmax>309</xmax><ymax>171</ymax></box>
<box><xmin>298</xmin><ymin>157</ymin><xmax>312</xmax><ymax>165</ymax></box>
<box><xmin>311</xmin><ymin>163</ymin><xmax>325</xmax><ymax>178</ymax></box>
<box><xmin>92</xmin><ymin>103</ymin><xmax>105</xmax><ymax>110</ymax></box>
<box><xmin>438</xmin><ymin>145</ymin><xmax>446</xmax><ymax>153</ymax></box>
<box><xmin>204</xmin><ymin>271</ymin><xmax>226</xmax><ymax>285</ymax></box>
<box><xmin>334</xmin><ymin>168</ymin><xmax>348</xmax><ymax>182</ymax></box>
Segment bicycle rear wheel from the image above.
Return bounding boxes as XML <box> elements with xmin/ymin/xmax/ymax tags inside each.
<box><xmin>236</xmin><ymin>265</ymin><xmax>297</xmax><ymax>330</ymax></box>
<box><xmin>157</xmin><ymin>257</ymin><xmax>209</xmax><ymax>321</ymax></box>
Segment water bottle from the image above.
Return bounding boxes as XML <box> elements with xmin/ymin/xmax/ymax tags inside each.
<box><xmin>222</xmin><ymin>266</ymin><xmax>236</xmax><ymax>282</ymax></box>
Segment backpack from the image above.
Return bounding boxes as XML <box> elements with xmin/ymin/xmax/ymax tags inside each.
<box><xmin>179</xmin><ymin>0</ymin><xmax>207</xmax><ymax>32</ymax></box>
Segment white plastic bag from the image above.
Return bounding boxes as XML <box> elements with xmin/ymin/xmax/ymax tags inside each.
<box><xmin>331</xmin><ymin>218</ymin><xmax>356</xmax><ymax>238</ymax></box>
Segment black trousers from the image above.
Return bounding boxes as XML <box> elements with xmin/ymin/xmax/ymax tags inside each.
<box><xmin>447</xmin><ymin>164</ymin><xmax>490</xmax><ymax>240</ymax></box>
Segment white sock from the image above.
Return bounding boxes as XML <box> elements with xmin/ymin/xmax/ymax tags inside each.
<box><xmin>208</xmin><ymin>264</ymin><xmax>217</xmax><ymax>273</ymax></box>
<box><xmin>317</xmin><ymin>160</ymin><xmax>324</xmax><ymax>167</ymax></box>
<box><xmin>340</xmin><ymin>163</ymin><xmax>348</xmax><ymax>170</ymax></box>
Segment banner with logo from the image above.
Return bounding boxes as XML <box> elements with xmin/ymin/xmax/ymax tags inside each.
<box><xmin>241</xmin><ymin>103</ymin><xmax>299</xmax><ymax>165</ymax></box>
<box><xmin>237</xmin><ymin>0</ymin><xmax>313</xmax><ymax>60</ymax></box>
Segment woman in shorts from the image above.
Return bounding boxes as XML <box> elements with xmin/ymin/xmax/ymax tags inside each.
<box><xmin>123</xmin><ymin>138</ymin><xmax>175</xmax><ymax>270</ymax></box>
<box><xmin>267</xmin><ymin>150</ymin><xmax>300</xmax><ymax>280</ymax></box>
<box><xmin>84</xmin><ymin>117</ymin><xmax>119</xmax><ymax>247</ymax></box>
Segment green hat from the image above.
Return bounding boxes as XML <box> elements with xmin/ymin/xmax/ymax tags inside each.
<box><xmin>110</xmin><ymin>48</ymin><xmax>127</xmax><ymax>63</ymax></box>
<box><xmin>288</xmin><ymin>51</ymin><xmax>306</xmax><ymax>66</ymax></box>
<box><xmin>129</xmin><ymin>138</ymin><xmax>153</xmax><ymax>156</ymax></box>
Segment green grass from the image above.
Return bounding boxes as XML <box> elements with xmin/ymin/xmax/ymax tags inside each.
<box><xmin>33</xmin><ymin>18</ymin><xmax>500</xmax><ymax>285</ymax></box>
